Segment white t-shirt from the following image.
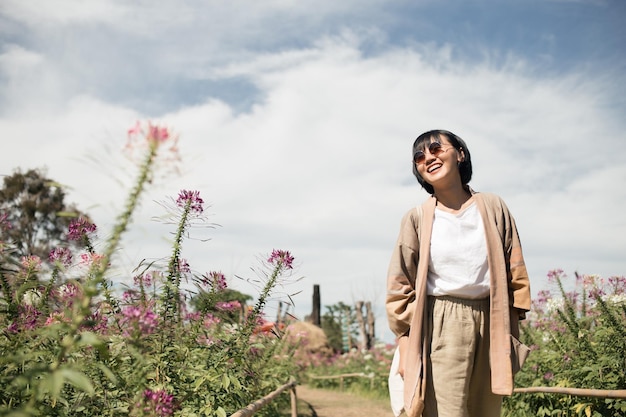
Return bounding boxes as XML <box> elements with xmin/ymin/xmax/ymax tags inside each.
<box><xmin>427</xmin><ymin>202</ymin><xmax>490</xmax><ymax>299</ymax></box>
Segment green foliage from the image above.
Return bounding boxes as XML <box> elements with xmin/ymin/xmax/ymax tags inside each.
<box><xmin>320</xmin><ymin>302</ymin><xmax>357</xmax><ymax>353</ymax></box>
<box><xmin>0</xmin><ymin>124</ymin><xmax>299</xmax><ymax>417</ymax></box>
<box><xmin>304</xmin><ymin>342</ymin><xmax>395</xmax><ymax>399</ymax></box>
<box><xmin>503</xmin><ymin>270</ymin><xmax>626</xmax><ymax>417</ymax></box>
<box><xmin>191</xmin><ymin>288</ymin><xmax>253</xmax><ymax>325</ymax></box>
<box><xmin>0</xmin><ymin>168</ymin><xmax>88</xmax><ymax>259</ymax></box>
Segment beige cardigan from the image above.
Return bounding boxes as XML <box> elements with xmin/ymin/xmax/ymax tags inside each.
<box><xmin>386</xmin><ymin>192</ymin><xmax>531</xmax><ymax>417</ymax></box>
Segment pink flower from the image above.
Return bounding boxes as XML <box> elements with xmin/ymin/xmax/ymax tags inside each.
<box><xmin>45</xmin><ymin>312</ymin><xmax>70</xmax><ymax>326</ymax></box>
<box><xmin>201</xmin><ymin>271</ymin><xmax>227</xmax><ymax>291</ymax></box>
<box><xmin>139</xmin><ymin>389</ymin><xmax>176</xmax><ymax>416</ymax></box>
<box><xmin>20</xmin><ymin>255</ymin><xmax>42</xmax><ymax>271</ymax></box>
<box><xmin>127</xmin><ymin>120</ymin><xmax>142</xmax><ymax>137</ymax></box>
<box><xmin>202</xmin><ymin>313</ymin><xmax>221</xmax><ymax>329</ymax></box>
<box><xmin>67</xmin><ymin>217</ymin><xmax>97</xmax><ymax>241</ymax></box>
<box><xmin>147</xmin><ymin>123</ymin><xmax>170</xmax><ymax>143</ymax></box>
<box><xmin>127</xmin><ymin>120</ymin><xmax>172</xmax><ymax>145</ymax></box>
<box><xmin>547</xmin><ymin>269</ymin><xmax>565</xmax><ymax>283</ymax></box>
<box><xmin>49</xmin><ymin>247</ymin><xmax>73</xmax><ymax>267</ymax></box>
<box><xmin>79</xmin><ymin>253</ymin><xmax>106</xmax><ymax>268</ymax></box>
<box><xmin>176</xmin><ymin>189</ymin><xmax>204</xmax><ymax>214</ymax></box>
<box><xmin>268</xmin><ymin>249</ymin><xmax>294</xmax><ymax>269</ymax></box>
<box><xmin>7</xmin><ymin>305</ymin><xmax>42</xmax><ymax>333</ymax></box>
<box><xmin>177</xmin><ymin>258</ymin><xmax>191</xmax><ymax>274</ymax></box>
<box><xmin>119</xmin><ymin>305</ymin><xmax>158</xmax><ymax>337</ymax></box>
<box><xmin>216</xmin><ymin>300</ymin><xmax>241</xmax><ymax>312</ymax></box>
<box><xmin>55</xmin><ymin>282</ymin><xmax>82</xmax><ymax>306</ymax></box>
<box><xmin>133</xmin><ymin>272</ymin><xmax>153</xmax><ymax>288</ymax></box>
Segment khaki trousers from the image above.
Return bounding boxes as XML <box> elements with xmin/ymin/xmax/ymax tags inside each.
<box><xmin>423</xmin><ymin>296</ymin><xmax>502</xmax><ymax>417</ymax></box>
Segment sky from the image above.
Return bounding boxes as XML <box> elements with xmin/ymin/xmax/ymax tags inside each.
<box><xmin>1</xmin><ymin>0</ymin><xmax>625</xmax><ymax>343</ymax></box>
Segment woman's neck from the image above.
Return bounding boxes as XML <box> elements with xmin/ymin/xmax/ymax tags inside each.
<box><xmin>433</xmin><ymin>185</ymin><xmax>473</xmax><ymax>213</ymax></box>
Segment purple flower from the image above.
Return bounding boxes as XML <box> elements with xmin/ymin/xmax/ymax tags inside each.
<box><xmin>216</xmin><ymin>300</ymin><xmax>242</xmax><ymax>312</ymax></box>
<box><xmin>119</xmin><ymin>305</ymin><xmax>158</xmax><ymax>337</ymax></box>
<box><xmin>67</xmin><ymin>217</ymin><xmax>97</xmax><ymax>241</ymax></box>
<box><xmin>140</xmin><ymin>388</ymin><xmax>176</xmax><ymax>416</ymax></box>
<box><xmin>608</xmin><ymin>275</ymin><xmax>626</xmax><ymax>295</ymax></box>
<box><xmin>267</xmin><ymin>249</ymin><xmax>294</xmax><ymax>269</ymax></box>
<box><xmin>177</xmin><ymin>258</ymin><xmax>191</xmax><ymax>274</ymax></box>
<box><xmin>55</xmin><ymin>282</ymin><xmax>82</xmax><ymax>306</ymax></box>
<box><xmin>20</xmin><ymin>255</ymin><xmax>42</xmax><ymax>272</ymax></box>
<box><xmin>543</xmin><ymin>372</ymin><xmax>554</xmax><ymax>381</ymax></box>
<box><xmin>176</xmin><ymin>190</ymin><xmax>204</xmax><ymax>214</ymax></box>
<box><xmin>7</xmin><ymin>305</ymin><xmax>42</xmax><ymax>333</ymax></box>
<box><xmin>202</xmin><ymin>271</ymin><xmax>227</xmax><ymax>291</ymax></box>
<box><xmin>546</xmin><ymin>269</ymin><xmax>565</xmax><ymax>283</ymax></box>
<box><xmin>49</xmin><ymin>247</ymin><xmax>73</xmax><ymax>267</ymax></box>
<box><xmin>203</xmin><ymin>313</ymin><xmax>221</xmax><ymax>329</ymax></box>
<box><xmin>133</xmin><ymin>272</ymin><xmax>153</xmax><ymax>288</ymax></box>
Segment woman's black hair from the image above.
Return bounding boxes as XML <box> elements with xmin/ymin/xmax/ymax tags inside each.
<box><xmin>411</xmin><ymin>129</ymin><xmax>473</xmax><ymax>195</ymax></box>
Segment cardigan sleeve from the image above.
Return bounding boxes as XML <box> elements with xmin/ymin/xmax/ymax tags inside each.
<box><xmin>499</xmin><ymin>197</ymin><xmax>532</xmax><ymax>315</ymax></box>
<box><xmin>386</xmin><ymin>209</ymin><xmax>420</xmax><ymax>337</ymax></box>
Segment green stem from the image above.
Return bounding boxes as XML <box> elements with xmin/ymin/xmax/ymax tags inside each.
<box><xmin>163</xmin><ymin>199</ymin><xmax>191</xmax><ymax>322</ymax></box>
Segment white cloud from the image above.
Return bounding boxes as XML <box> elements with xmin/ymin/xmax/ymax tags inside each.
<box><xmin>1</xmin><ymin>2</ymin><xmax>624</xmax><ymax>343</ymax></box>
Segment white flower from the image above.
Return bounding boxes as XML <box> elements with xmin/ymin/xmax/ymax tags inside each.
<box><xmin>545</xmin><ymin>298</ymin><xmax>564</xmax><ymax>314</ymax></box>
<box><xmin>22</xmin><ymin>289</ymin><xmax>41</xmax><ymax>306</ymax></box>
<box><xmin>608</xmin><ymin>294</ymin><xmax>626</xmax><ymax>305</ymax></box>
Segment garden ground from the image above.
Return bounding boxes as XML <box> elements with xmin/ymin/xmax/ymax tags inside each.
<box><xmin>293</xmin><ymin>384</ymin><xmax>394</xmax><ymax>417</ymax></box>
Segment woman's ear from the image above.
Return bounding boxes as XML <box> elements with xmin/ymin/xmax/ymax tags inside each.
<box><xmin>458</xmin><ymin>148</ymin><xmax>465</xmax><ymax>163</ymax></box>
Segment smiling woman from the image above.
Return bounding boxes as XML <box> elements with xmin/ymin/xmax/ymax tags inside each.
<box><xmin>386</xmin><ymin>129</ymin><xmax>532</xmax><ymax>417</ymax></box>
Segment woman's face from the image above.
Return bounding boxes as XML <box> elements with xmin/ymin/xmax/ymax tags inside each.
<box><xmin>415</xmin><ymin>135</ymin><xmax>463</xmax><ymax>192</ymax></box>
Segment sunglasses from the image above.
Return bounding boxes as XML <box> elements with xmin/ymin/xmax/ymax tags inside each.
<box><xmin>413</xmin><ymin>141</ymin><xmax>454</xmax><ymax>164</ymax></box>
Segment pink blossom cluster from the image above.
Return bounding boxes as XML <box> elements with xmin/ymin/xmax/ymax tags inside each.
<box><xmin>127</xmin><ymin>121</ymin><xmax>172</xmax><ymax>145</ymax></box>
<box><xmin>177</xmin><ymin>258</ymin><xmax>191</xmax><ymax>274</ymax></box>
<box><xmin>139</xmin><ymin>389</ymin><xmax>176</xmax><ymax>416</ymax></box>
<box><xmin>54</xmin><ymin>282</ymin><xmax>82</xmax><ymax>307</ymax></box>
<box><xmin>176</xmin><ymin>190</ymin><xmax>204</xmax><ymax>214</ymax></box>
<box><xmin>133</xmin><ymin>272</ymin><xmax>154</xmax><ymax>288</ymax></box>
<box><xmin>216</xmin><ymin>300</ymin><xmax>241</xmax><ymax>312</ymax></box>
<box><xmin>202</xmin><ymin>313</ymin><xmax>221</xmax><ymax>329</ymax></box>
<box><xmin>67</xmin><ymin>217</ymin><xmax>97</xmax><ymax>241</ymax></box>
<box><xmin>267</xmin><ymin>249</ymin><xmax>294</xmax><ymax>269</ymax></box>
<box><xmin>20</xmin><ymin>255</ymin><xmax>42</xmax><ymax>272</ymax></box>
<box><xmin>7</xmin><ymin>305</ymin><xmax>42</xmax><ymax>333</ymax></box>
<box><xmin>202</xmin><ymin>271</ymin><xmax>227</xmax><ymax>291</ymax></box>
<box><xmin>49</xmin><ymin>247</ymin><xmax>73</xmax><ymax>267</ymax></box>
<box><xmin>119</xmin><ymin>305</ymin><xmax>159</xmax><ymax>337</ymax></box>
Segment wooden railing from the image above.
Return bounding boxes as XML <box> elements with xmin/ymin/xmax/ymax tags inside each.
<box><xmin>227</xmin><ymin>375</ymin><xmax>626</xmax><ymax>417</ymax></box>
<box><xmin>514</xmin><ymin>386</ymin><xmax>626</xmax><ymax>399</ymax></box>
<box><xmin>229</xmin><ymin>379</ymin><xmax>298</xmax><ymax>417</ymax></box>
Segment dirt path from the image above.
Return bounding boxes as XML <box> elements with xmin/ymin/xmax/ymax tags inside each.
<box><xmin>295</xmin><ymin>385</ymin><xmax>395</xmax><ymax>417</ymax></box>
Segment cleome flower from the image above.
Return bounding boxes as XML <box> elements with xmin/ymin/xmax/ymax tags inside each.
<box><xmin>176</xmin><ymin>189</ymin><xmax>204</xmax><ymax>214</ymax></box>
<box><xmin>49</xmin><ymin>247</ymin><xmax>73</xmax><ymax>267</ymax></box>
<box><xmin>201</xmin><ymin>271</ymin><xmax>227</xmax><ymax>291</ymax></box>
<box><xmin>67</xmin><ymin>217</ymin><xmax>97</xmax><ymax>241</ymax></box>
<box><xmin>267</xmin><ymin>249</ymin><xmax>294</xmax><ymax>269</ymax></box>
<box><xmin>136</xmin><ymin>388</ymin><xmax>176</xmax><ymax>417</ymax></box>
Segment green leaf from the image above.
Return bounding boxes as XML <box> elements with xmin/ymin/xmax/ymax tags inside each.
<box><xmin>59</xmin><ymin>368</ymin><xmax>95</xmax><ymax>396</ymax></box>
<box><xmin>216</xmin><ymin>407</ymin><xmax>227</xmax><ymax>417</ymax></box>
<box><xmin>96</xmin><ymin>363</ymin><xmax>118</xmax><ymax>384</ymax></box>
<box><xmin>221</xmin><ymin>373</ymin><xmax>230</xmax><ymax>389</ymax></box>
<box><xmin>230</xmin><ymin>375</ymin><xmax>242</xmax><ymax>390</ymax></box>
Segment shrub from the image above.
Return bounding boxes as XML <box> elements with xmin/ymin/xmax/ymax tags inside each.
<box><xmin>0</xmin><ymin>122</ymin><xmax>299</xmax><ymax>417</ymax></box>
<box><xmin>304</xmin><ymin>342</ymin><xmax>395</xmax><ymax>399</ymax></box>
<box><xmin>504</xmin><ymin>269</ymin><xmax>626</xmax><ymax>417</ymax></box>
